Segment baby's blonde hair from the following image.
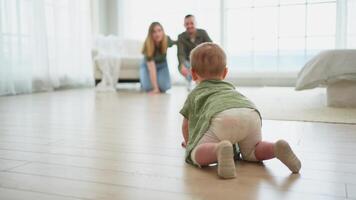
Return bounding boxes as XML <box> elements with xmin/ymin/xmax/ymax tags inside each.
<box><xmin>190</xmin><ymin>42</ymin><xmax>226</xmax><ymax>79</ymax></box>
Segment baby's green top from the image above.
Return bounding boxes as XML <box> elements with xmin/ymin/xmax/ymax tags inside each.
<box><xmin>180</xmin><ymin>79</ymin><xmax>261</xmax><ymax>166</ymax></box>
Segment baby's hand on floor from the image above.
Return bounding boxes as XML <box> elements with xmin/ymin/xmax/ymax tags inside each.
<box><xmin>181</xmin><ymin>141</ymin><xmax>187</xmax><ymax>148</ymax></box>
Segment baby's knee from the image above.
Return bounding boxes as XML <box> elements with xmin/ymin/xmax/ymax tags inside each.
<box><xmin>191</xmin><ymin>143</ymin><xmax>219</xmax><ymax>167</ymax></box>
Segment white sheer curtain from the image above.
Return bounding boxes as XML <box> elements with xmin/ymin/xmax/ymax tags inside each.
<box><xmin>0</xmin><ymin>0</ymin><xmax>94</xmax><ymax>96</ymax></box>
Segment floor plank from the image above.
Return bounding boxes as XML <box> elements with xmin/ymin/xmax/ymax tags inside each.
<box><xmin>0</xmin><ymin>187</ymin><xmax>84</xmax><ymax>200</ymax></box>
<box><xmin>0</xmin><ymin>159</ymin><xmax>27</xmax><ymax>171</ymax></box>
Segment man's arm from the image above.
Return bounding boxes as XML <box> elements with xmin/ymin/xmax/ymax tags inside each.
<box><xmin>177</xmin><ymin>35</ymin><xmax>187</xmax><ymax>70</ymax></box>
<box><xmin>182</xmin><ymin>117</ymin><xmax>189</xmax><ymax>147</ymax></box>
<box><xmin>202</xmin><ymin>30</ymin><xmax>212</xmax><ymax>42</ymax></box>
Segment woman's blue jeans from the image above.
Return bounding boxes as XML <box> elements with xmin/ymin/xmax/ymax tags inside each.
<box><xmin>140</xmin><ymin>59</ymin><xmax>171</xmax><ymax>92</ymax></box>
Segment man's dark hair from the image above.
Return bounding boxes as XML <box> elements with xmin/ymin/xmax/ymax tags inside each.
<box><xmin>184</xmin><ymin>14</ymin><xmax>194</xmax><ymax>19</ymax></box>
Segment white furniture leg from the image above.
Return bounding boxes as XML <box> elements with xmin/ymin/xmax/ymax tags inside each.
<box><xmin>327</xmin><ymin>80</ymin><xmax>356</xmax><ymax>108</ymax></box>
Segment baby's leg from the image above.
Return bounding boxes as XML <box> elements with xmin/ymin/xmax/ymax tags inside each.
<box><xmin>190</xmin><ymin>127</ymin><xmax>236</xmax><ymax>179</ymax></box>
<box><xmin>192</xmin><ymin>141</ymin><xmax>236</xmax><ymax>179</ymax></box>
<box><xmin>240</xmin><ymin>134</ymin><xmax>301</xmax><ymax>173</ymax></box>
<box><xmin>254</xmin><ymin>141</ymin><xmax>275</xmax><ymax>160</ymax></box>
<box><xmin>236</xmin><ymin>111</ymin><xmax>301</xmax><ymax>173</ymax></box>
<box><xmin>192</xmin><ymin>143</ymin><xmax>218</xmax><ymax>166</ymax></box>
<box><xmin>191</xmin><ymin>129</ymin><xmax>221</xmax><ymax>166</ymax></box>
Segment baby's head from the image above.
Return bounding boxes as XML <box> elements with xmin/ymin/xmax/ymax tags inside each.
<box><xmin>190</xmin><ymin>42</ymin><xmax>227</xmax><ymax>81</ymax></box>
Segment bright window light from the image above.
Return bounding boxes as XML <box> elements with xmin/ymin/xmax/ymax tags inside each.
<box><xmin>119</xmin><ymin>0</ymin><xmax>355</xmax><ymax>77</ymax></box>
<box><xmin>224</xmin><ymin>0</ymin><xmax>339</xmax><ymax>73</ymax></box>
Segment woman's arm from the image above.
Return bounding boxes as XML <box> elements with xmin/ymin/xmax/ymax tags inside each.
<box><xmin>146</xmin><ymin>60</ymin><xmax>160</xmax><ymax>93</ymax></box>
<box><xmin>167</xmin><ymin>36</ymin><xmax>177</xmax><ymax>47</ymax></box>
<box><xmin>182</xmin><ymin>117</ymin><xmax>189</xmax><ymax>147</ymax></box>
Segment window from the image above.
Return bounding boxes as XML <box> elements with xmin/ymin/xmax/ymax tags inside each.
<box><xmin>224</xmin><ymin>0</ymin><xmax>339</xmax><ymax>73</ymax></box>
<box><xmin>119</xmin><ymin>0</ymin><xmax>354</xmax><ymax>80</ymax></box>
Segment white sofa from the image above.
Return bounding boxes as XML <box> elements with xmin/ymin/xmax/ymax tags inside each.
<box><xmin>93</xmin><ymin>38</ymin><xmax>143</xmax><ymax>83</ymax></box>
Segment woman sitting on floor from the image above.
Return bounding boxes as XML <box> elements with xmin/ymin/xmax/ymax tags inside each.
<box><xmin>140</xmin><ymin>22</ymin><xmax>176</xmax><ymax>94</ymax></box>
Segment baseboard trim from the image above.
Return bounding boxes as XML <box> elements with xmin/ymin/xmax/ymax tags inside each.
<box><xmin>226</xmin><ymin>72</ymin><xmax>298</xmax><ymax>87</ymax></box>
<box><xmin>95</xmin><ymin>79</ymin><xmax>140</xmax><ymax>85</ymax></box>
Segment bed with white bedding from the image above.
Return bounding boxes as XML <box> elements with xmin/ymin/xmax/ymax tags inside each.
<box><xmin>295</xmin><ymin>50</ymin><xmax>356</xmax><ymax>107</ymax></box>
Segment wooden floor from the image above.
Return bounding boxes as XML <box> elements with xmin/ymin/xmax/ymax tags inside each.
<box><xmin>0</xmin><ymin>87</ymin><xmax>356</xmax><ymax>200</ymax></box>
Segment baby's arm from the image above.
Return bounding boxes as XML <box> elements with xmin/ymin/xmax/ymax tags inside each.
<box><xmin>181</xmin><ymin>118</ymin><xmax>189</xmax><ymax>148</ymax></box>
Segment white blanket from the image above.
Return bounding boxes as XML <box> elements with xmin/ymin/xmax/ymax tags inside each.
<box><xmin>93</xmin><ymin>35</ymin><xmax>122</xmax><ymax>92</ymax></box>
<box><xmin>95</xmin><ymin>54</ymin><xmax>121</xmax><ymax>92</ymax></box>
<box><xmin>295</xmin><ymin>50</ymin><xmax>356</xmax><ymax>90</ymax></box>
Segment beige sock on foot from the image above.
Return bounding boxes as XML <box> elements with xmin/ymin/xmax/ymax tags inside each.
<box><xmin>274</xmin><ymin>140</ymin><xmax>301</xmax><ymax>173</ymax></box>
<box><xmin>217</xmin><ymin>140</ymin><xmax>236</xmax><ymax>179</ymax></box>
